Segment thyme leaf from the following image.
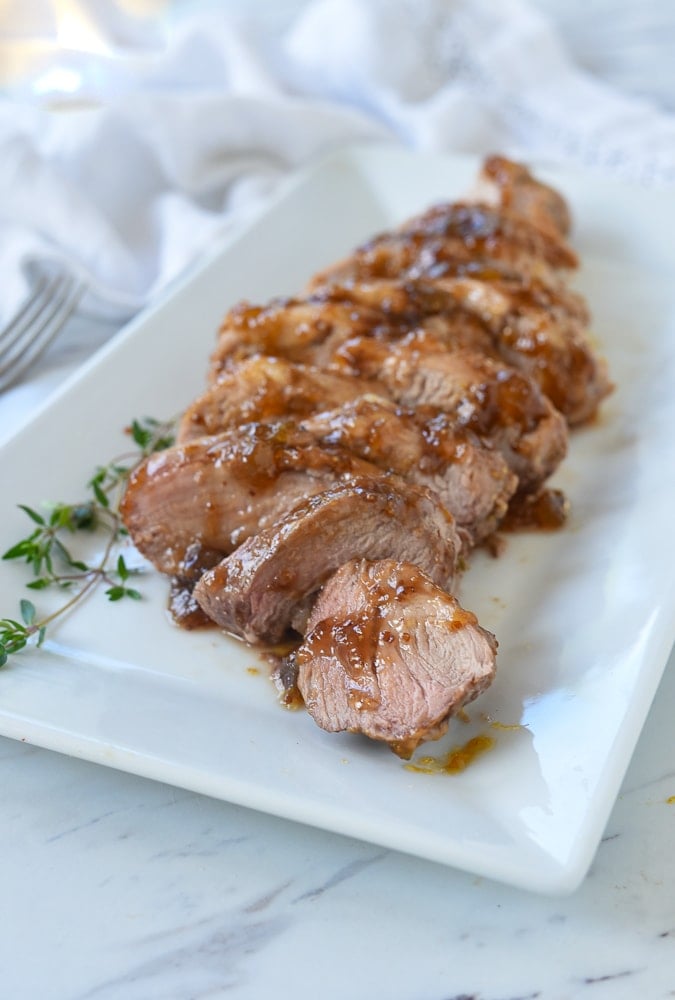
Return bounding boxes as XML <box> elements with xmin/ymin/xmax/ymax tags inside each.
<box><xmin>0</xmin><ymin>414</ymin><xmax>175</xmax><ymax>668</ymax></box>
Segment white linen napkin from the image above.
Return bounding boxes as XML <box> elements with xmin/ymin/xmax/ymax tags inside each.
<box><xmin>1</xmin><ymin>0</ymin><xmax>674</xmax><ymax>433</ymax></box>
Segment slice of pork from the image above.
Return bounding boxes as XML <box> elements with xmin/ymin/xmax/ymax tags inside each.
<box><xmin>312</xmin><ymin>273</ymin><xmax>588</xmax><ymax>329</ymax></box>
<box><xmin>309</xmin><ymin>200</ymin><xmax>577</xmax><ymax>298</ymax></box>
<box><xmin>299</xmin><ymin>396</ymin><xmax>517</xmax><ymax>545</ymax></box>
<box><xmin>328</xmin><ymin>332</ymin><xmax>568</xmax><ymax>493</ymax></box>
<box><xmin>470</xmin><ymin>155</ymin><xmax>572</xmax><ymax>238</ymax></box>
<box><xmin>211</xmin><ymin>288</ymin><xmax>493</xmax><ymax>384</ymax></box>
<box><xmin>430</xmin><ymin>276</ymin><xmax>611</xmax><ymax>424</ymax></box>
<box><xmin>193</xmin><ymin>476</ymin><xmax>461</xmax><ymax>645</ymax></box>
<box><xmin>295</xmin><ymin>558</ymin><xmax>497</xmax><ymax>758</ymax></box>
<box><xmin>399</xmin><ymin>199</ymin><xmax>577</xmax><ymax>270</ymax></box>
<box><xmin>312</xmin><ymin>276</ymin><xmax>607</xmax><ymax>425</ymax></box>
<box><xmin>207</xmin><ymin>303</ymin><xmax>567</xmax><ymax>496</ymax></box>
<box><xmin>210</xmin><ymin>277</ymin><xmax>605</xmax><ymax>426</ymax></box>
<box><xmin>177</xmin><ymin>356</ymin><xmax>369</xmax><ymax>444</ymax></box>
<box><xmin>209</xmin><ymin>294</ymin><xmax>395</xmax><ymax>383</ymax></box>
<box><xmin>119</xmin><ymin>421</ymin><xmax>378</xmax><ymax>578</ymax></box>
<box><xmin>178</xmin><ymin>359</ymin><xmax>516</xmax><ymax>545</ymax></box>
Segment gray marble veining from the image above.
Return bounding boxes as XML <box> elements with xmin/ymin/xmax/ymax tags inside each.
<box><xmin>1</xmin><ymin>645</ymin><xmax>674</xmax><ymax>999</ymax></box>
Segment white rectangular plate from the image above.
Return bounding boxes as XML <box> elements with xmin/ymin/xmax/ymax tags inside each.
<box><xmin>1</xmin><ymin>146</ymin><xmax>674</xmax><ymax>894</ymax></box>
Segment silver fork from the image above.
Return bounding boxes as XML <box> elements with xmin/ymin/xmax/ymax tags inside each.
<box><xmin>0</xmin><ymin>268</ymin><xmax>85</xmax><ymax>393</ymax></box>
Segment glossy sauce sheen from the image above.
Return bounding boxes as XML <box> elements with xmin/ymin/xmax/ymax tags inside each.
<box><xmin>332</xmin><ymin>332</ymin><xmax>552</xmax><ymax>439</ymax></box>
<box><xmin>298</xmin><ymin>613</ymin><xmax>383</xmax><ymax>711</ymax></box>
<box><xmin>296</xmin><ymin>563</ymin><xmax>477</xmax><ymax>713</ymax></box>
<box><xmin>309</xmin><ymin>398</ymin><xmax>476</xmax><ymax>475</ymax></box>
<box><xmin>213</xmin><ymin>244</ymin><xmax>604</xmax><ymax>426</ymax></box>
<box><xmin>356</xmin><ymin>202</ymin><xmax>576</xmax><ymax>273</ymax></box>
<box><xmin>501</xmin><ymin>487</ymin><xmax>569</xmax><ymax>532</ymax></box>
<box><xmin>404</xmin><ymin>734</ymin><xmax>495</xmax><ymax>774</ymax></box>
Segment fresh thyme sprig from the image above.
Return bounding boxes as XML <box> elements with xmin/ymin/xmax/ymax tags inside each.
<box><xmin>0</xmin><ymin>415</ymin><xmax>176</xmax><ymax>667</ymax></box>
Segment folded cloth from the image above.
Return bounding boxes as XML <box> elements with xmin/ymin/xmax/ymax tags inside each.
<box><xmin>1</xmin><ymin>0</ymin><xmax>674</xmax><ymax>412</ymax></box>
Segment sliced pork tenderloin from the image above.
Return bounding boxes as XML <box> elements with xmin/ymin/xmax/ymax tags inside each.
<box><xmin>211</xmin><ymin>290</ymin><xmax>493</xmax><ymax>381</ymax></box>
<box><xmin>328</xmin><ymin>331</ymin><xmax>568</xmax><ymax>494</ymax></box>
<box><xmin>207</xmin><ymin>303</ymin><xmax>567</xmax><ymax>496</ymax></box>
<box><xmin>299</xmin><ymin>396</ymin><xmax>517</xmax><ymax>545</ymax></box>
<box><xmin>399</xmin><ymin>199</ymin><xmax>577</xmax><ymax>270</ymax></box>
<box><xmin>314</xmin><ymin>277</ymin><xmax>607</xmax><ymax>425</ymax></box>
<box><xmin>209</xmin><ymin>293</ymin><xmax>395</xmax><ymax>383</ymax></box>
<box><xmin>179</xmin><ymin>359</ymin><xmax>516</xmax><ymax>545</ymax></box>
<box><xmin>119</xmin><ymin>421</ymin><xmax>379</xmax><ymax>578</ymax></box>
<box><xmin>193</xmin><ymin>476</ymin><xmax>461</xmax><ymax>645</ymax></box>
<box><xmin>295</xmin><ymin>558</ymin><xmax>497</xmax><ymax>758</ymax></box>
<box><xmin>210</xmin><ymin>272</ymin><xmax>605</xmax><ymax>429</ymax></box>
<box><xmin>177</xmin><ymin>356</ymin><xmax>369</xmax><ymax>444</ymax></box>
<box><xmin>309</xmin><ymin>200</ymin><xmax>577</xmax><ymax>298</ymax></box>
<box><xmin>429</xmin><ymin>276</ymin><xmax>610</xmax><ymax>424</ymax></box>
<box><xmin>311</xmin><ymin>273</ymin><xmax>588</xmax><ymax>329</ymax></box>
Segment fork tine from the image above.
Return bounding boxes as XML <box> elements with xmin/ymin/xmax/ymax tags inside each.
<box><xmin>0</xmin><ymin>273</ymin><xmax>71</xmax><ymax>367</ymax></box>
<box><xmin>0</xmin><ymin>274</ymin><xmax>85</xmax><ymax>392</ymax></box>
<box><xmin>0</xmin><ymin>273</ymin><xmax>56</xmax><ymax>354</ymax></box>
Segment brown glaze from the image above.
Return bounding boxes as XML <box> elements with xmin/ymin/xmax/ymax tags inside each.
<box><xmin>168</xmin><ymin>577</ymin><xmax>214</xmax><ymax>630</ymax></box>
<box><xmin>193</xmin><ymin>477</ymin><xmax>462</xmax><ymax>645</ymax></box>
<box><xmin>297</xmin><ymin>563</ymin><xmax>481</xmax><ymax>716</ymax></box>
<box><xmin>120</xmin><ymin>422</ymin><xmax>381</xmax><ymax>578</ymax></box>
<box><xmin>178</xmin><ymin>357</ymin><xmax>366</xmax><ymax>443</ymax></box>
<box><xmin>501</xmin><ymin>487</ymin><xmax>569</xmax><ymax>532</ymax></box>
<box><xmin>480</xmin><ymin>155</ymin><xmax>572</xmax><ymax>237</ymax></box>
<box><xmin>212</xmin><ymin>261</ymin><xmax>608</xmax><ymax>426</ymax></box>
<box><xmin>404</xmin><ymin>733</ymin><xmax>495</xmax><ymax>774</ymax></box>
<box><xmin>296</xmin><ymin>559</ymin><xmax>497</xmax><ymax>758</ymax></box>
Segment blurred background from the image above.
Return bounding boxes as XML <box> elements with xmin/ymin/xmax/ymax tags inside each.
<box><xmin>1</xmin><ymin>0</ymin><xmax>674</xmax><ymax>418</ymax></box>
<box><xmin>1</xmin><ymin>0</ymin><xmax>674</xmax><ymax>109</ymax></box>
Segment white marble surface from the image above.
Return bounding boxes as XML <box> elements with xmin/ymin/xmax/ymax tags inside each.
<box><xmin>0</xmin><ymin>645</ymin><xmax>673</xmax><ymax>999</ymax></box>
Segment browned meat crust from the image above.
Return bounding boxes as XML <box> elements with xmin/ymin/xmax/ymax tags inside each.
<box><xmin>298</xmin><ymin>396</ymin><xmax>517</xmax><ymax>546</ymax></box>
<box><xmin>314</xmin><ymin>277</ymin><xmax>606</xmax><ymax>425</ymax></box>
<box><xmin>309</xmin><ymin>201</ymin><xmax>577</xmax><ymax>292</ymax></box>
<box><xmin>119</xmin><ymin>421</ymin><xmax>380</xmax><ymax>577</ymax></box>
<box><xmin>179</xmin><ymin>356</ymin><xmax>517</xmax><ymax>547</ymax></box>
<box><xmin>327</xmin><ymin>333</ymin><xmax>568</xmax><ymax>493</ymax></box>
<box><xmin>474</xmin><ymin>155</ymin><xmax>572</xmax><ymax>239</ymax></box>
<box><xmin>193</xmin><ymin>477</ymin><xmax>462</xmax><ymax>645</ymax></box>
<box><xmin>177</xmin><ymin>356</ymin><xmax>367</xmax><ymax>444</ymax></box>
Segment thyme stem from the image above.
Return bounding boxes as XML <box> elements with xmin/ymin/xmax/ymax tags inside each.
<box><xmin>0</xmin><ymin>415</ymin><xmax>176</xmax><ymax>667</ymax></box>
